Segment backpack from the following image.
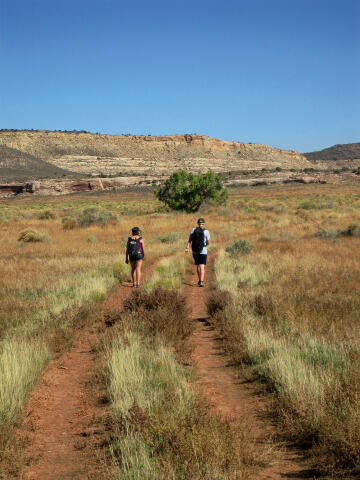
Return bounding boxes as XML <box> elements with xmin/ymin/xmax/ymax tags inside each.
<box><xmin>192</xmin><ymin>227</ymin><xmax>205</xmax><ymax>253</ymax></box>
<box><xmin>128</xmin><ymin>236</ymin><xmax>143</xmax><ymax>259</ymax></box>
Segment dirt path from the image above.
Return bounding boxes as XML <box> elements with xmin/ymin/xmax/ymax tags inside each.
<box><xmin>17</xmin><ymin>263</ymin><xmax>155</xmax><ymax>480</ymax></box>
<box><xmin>184</xmin><ymin>261</ymin><xmax>317</xmax><ymax>480</ymax></box>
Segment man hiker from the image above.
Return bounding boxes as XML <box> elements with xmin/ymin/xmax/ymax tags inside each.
<box><xmin>185</xmin><ymin>218</ymin><xmax>210</xmax><ymax>287</ymax></box>
<box><xmin>126</xmin><ymin>227</ymin><xmax>145</xmax><ymax>287</ymax></box>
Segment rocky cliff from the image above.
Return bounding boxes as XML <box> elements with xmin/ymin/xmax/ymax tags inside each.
<box><xmin>0</xmin><ymin>130</ymin><xmax>313</xmax><ymax>179</ymax></box>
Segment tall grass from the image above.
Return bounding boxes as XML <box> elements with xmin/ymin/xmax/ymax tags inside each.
<box><xmin>210</xmin><ymin>239</ymin><xmax>360</xmax><ymax>478</ymax></box>
<box><xmin>0</xmin><ymin>339</ymin><xmax>50</xmax><ymax>439</ymax></box>
<box><xmin>106</xmin><ymin>286</ymin><xmax>255</xmax><ymax>479</ymax></box>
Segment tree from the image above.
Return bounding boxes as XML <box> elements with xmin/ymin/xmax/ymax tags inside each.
<box><xmin>155</xmin><ymin>170</ymin><xmax>228</xmax><ymax>213</ymax></box>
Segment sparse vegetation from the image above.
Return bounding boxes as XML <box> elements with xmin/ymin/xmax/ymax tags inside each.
<box><xmin>18</xmin><ymin>228</ymin><xmax>49</xmax><ymax>243</ymax></box>
<box><xmin>1</xmin><ymin>184</ymin><xmax>360</xmax><ymax>478</ymax></box>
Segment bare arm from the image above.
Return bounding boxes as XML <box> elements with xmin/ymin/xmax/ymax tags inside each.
<box><xmin>185</xmin><ymin>235</ymin><xmax>192</xmax><ymax>253</ymax></box>
<box><xmin>140</xmin><ymin>238</ymin><xmax>145</xmax><ymax>258</ymax></box>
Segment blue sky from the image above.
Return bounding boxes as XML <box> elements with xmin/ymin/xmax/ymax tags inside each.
<box><xmin>1</xmin><ymin>0</ymin><xmax>359</xmax><ymax>152</ymax></box>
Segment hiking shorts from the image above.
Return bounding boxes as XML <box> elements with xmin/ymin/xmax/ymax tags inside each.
<box><xmin>129</xmin><ymin>254</ymin><xmax>144</xmax><ymax>262</ymax></box>
<box><xmin>193</xmin><ymin>253</ymin><xmax>207</xmax><ymax>265</ymax></box>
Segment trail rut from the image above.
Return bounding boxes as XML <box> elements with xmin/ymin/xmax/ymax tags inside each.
<box><xmin>184</xmin><ymin>261</ymin><xmax>317</xmax><ymax>480</ymax></box>
<box><xmin>17</xmin><ymin>264</ymin><xmax>154</xmax><ymax>480</ymax></box>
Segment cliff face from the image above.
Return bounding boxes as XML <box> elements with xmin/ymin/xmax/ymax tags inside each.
<box><xmin>0</xmin><ymin>131</ymin><xmax>313</xmax><ymax>178</ymax></box>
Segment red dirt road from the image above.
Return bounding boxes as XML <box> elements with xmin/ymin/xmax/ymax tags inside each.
<box><xmin>184</xmin><ymin>262</ymin><xmax>316</xmax><ymax>480</ymax></box>
<box><xmin>18</xmin><ymin>263</ymin><xmax>154</xmax><ymax>480</ymax></box>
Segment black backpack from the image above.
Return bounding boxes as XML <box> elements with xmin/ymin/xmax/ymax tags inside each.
<box><xmin>192</xmin><ymin>227</ymin><xmax>205</xmax><ymax>253</ymax></box>
<box><xmin>128</xmin><ymin>236</ymin><xmax>143</xmax><ymax>259</ymax></box>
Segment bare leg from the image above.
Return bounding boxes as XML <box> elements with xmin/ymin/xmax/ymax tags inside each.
<box><xmin>135</xmin><ymin>260</ymin><xmax>143</xmax><ymax>286</ymax></box>
<box><xmin>199</xmin><ymin>264</ymin><xmax>205</xmax><ymax>282</ymax></box>
<box><xmin>196</xmin><ymin>264</ymin><xmax>201</xmax><ymax>282</ymax></box>
<box><xmin>130</xmin><ymin>261</ymin><xmax>137</xmax><ymax>286</ymax></box>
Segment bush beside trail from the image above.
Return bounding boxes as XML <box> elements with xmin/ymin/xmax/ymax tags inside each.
<box><xmin>155</xmin><ymin>170</ymin><xmax>228</xmax><ymax>213</ymax></box>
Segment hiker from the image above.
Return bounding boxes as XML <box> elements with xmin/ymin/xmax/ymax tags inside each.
<box><xmin>185</xmin><ymin>218</ymin><xmax>210</xmax><ymax>287</ymax></box>
<box><xmin>125</xmin><ymin>227</ymin><xmax>145</xmax><ymax>287</ymax></box>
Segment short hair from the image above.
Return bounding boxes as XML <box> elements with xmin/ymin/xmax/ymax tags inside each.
<box><xmin>132</xmin><ymin>227</ymin><xmax>141</xmax><ymax>234</ymax></box>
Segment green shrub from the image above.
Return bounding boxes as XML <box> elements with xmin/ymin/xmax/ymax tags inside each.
<box><xmin>78</xmin><ymin>207</ymin><xmax>117</xmax><ymax>227</ymax></box>
<box><xmin>155</xmin><ymin>170</ymin><xmax>228</xmax><ymax>213</ymax></box>
<box><xmin>87</xmin><ymin>235</ymin><xmax>97</xmax><ymax>243</ymax></box>
<box><xmin>38</xmin><ymin>210</ymin><xmax>56</xmax><ymax>220</ymax></box>
<box><xmin>18</xmin><ymin>229</ymin><xmax>49</xmax><ymax>243</ymax></box>
<box><xmin>226</xmin><ymin>239</ymin><xmax>253</xmax><ymax>257</ymax></box>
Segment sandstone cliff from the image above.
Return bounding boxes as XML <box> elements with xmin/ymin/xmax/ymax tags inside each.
<box><xmin>0</xmin><ymin>130</ymin><xmax>313</xmax><ymax>178</ymax></box>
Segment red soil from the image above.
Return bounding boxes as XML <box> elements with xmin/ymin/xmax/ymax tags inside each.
<box><xmin>184</xmin><ymin>261</ymin><xmax>316</xmax><ymax>480</ymax></box>
<box><xmin>17</xmin><ymin>263</ymin><xmax>154</xmax><ymax>480</ymax></box>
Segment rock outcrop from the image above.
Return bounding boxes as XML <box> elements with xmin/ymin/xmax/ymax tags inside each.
<box><xmin>0</xmin><ymin>130</ymin><xmax>314</xmax><ymax>179</ymax></box>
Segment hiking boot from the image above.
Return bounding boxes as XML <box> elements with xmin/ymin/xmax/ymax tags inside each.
<box><xmin>199</xmin><ymin>281</ymin><xmax>204</xmax><ymax>287</ymax></box>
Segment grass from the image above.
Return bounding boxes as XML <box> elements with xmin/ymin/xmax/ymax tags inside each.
<box><xmin>1</xmin><ymin>184</ymin><xmax>360</xmax><ymax>476</ymax></box>
<box><xmin>210</xmin><ymin>229</ymin><xmax>360</xmax><ymax>477</ymax></box>
<box><xmin>106</xmin><ymin>288</ymin><xmax>255</xmax><ymax>479</ymax></box>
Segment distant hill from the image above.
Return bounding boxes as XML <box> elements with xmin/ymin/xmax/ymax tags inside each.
<box><xmin>304</xmin><ymin>143</ymin><xmax>360</xmax><ymax>163</ymax></box>
<box><xmin>0</xmin><ymin>130</ymin><xmax>313</xmax><ymax>179</ymax></box>
<box><xmin>0</xmin><ymin>145</ymin><xmax>79</xmax><ymax>182</ymax></box>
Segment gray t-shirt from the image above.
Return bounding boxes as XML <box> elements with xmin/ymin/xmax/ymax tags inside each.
<box><xmin>190</xmin><ymin>228</ymin><xmax>210</xmax><ymax>254</ymax></box>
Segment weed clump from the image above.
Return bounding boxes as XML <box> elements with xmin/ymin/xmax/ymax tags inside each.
<box><xmin>121</xmin><ymin>288</ymin><xmax>192</xmax><ymax>345</ymax></box>
<box><xmin>77</xmin><ymin>207</ymin><xmax>117</xmax><ymax>227</ymax></box>
<box><xmin>62</xmin><ymin>217</ymin><xmax>77</xmax><ymax>230</ymax></box>
<box><xmin>87</xmin><ymin>235</ymin><xmax>97</xmax><ymax>243</ymax></box>
<box><xmin>314</xmin><ymin>228</ymin><xmax>339</xmax><ymax>239</ymax></box>
<box><xmin>18</xmin><ymin>229</ymin><xmax>49</xmax><ymax>243</ymax></box>
<box><xmin>155</xmin><ymin>232</ymin><xmax>180</xmax><ymax>243</ymax></box>
<box><xmin>226</xmin><ymin>239</ymin><xmax>253</xmax><ymax>257</ymax></box>
<box><xmin>340</xmin><ymin>224</ymin><xmax>360</xmax><ymax>237</ymax></box>
<box><xmin>38</xmin><ymin>210</ymin><xmax>56</xmax><ymax>220</ymax></box>
<box><xmin>207</xmin><ymin>290</ymin><xmax>232</xmax><ymax>317</ymax></box>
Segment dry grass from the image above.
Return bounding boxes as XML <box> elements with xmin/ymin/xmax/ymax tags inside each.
<box><xmin>1</xmin><ymin>184</ymin><xmax>360</xmax><ymax>477</ymax></box>
<box><xmin>106</xmin><ymin>287</ymin><xmax>255</xmax><ymax>479</ymax></box>
<box><xmin>208</xmin><ymin>185</ymin><xmax>360</xmax><ymax>478</ymax></box>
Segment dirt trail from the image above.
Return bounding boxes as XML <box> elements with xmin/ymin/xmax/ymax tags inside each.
<box><xmin>18</xmin><ymin>263</ymin><xmax>154</xmax><ymax>480</ymax></box>
<box><xmin>184</xmin><ymin>262</ymin><xmax>316</xmax><ymax>480</ymax></box>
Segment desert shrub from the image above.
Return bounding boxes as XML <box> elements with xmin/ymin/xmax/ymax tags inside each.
<box><xmin>62</xmin><ymin>218</ymin><xmax>77</xmax><ymax>230</ymax></box>
<box><xmin>121</xmin><ymin>288</ymin><xmax>192</xmax><ymax>344</ymax></box>
<box><xmin>155</xmin><ymin>232</ymin><xmax>180</xmax><ymax>243</ymax></box>
<box><xmin>298</xmin><ymin>200</ymin><xmax>317</xmax><ymax>210</ymax></box>
<box><xmin>226</xmin><ymin>239</ymin><xmax>253</xmax><ymax>257</ymax></box>
<box><xmin>18</xmin><ymin>229</ymin><xmax>49</xmax><ymax>243</ymax></box>
<box><xmin>77</xmin><ymin>207</ymin><xmax>117</xmax><ymax>227</ymax></box>
<box><xmin>155</xmin><ymin>170</ymin><xmax>228</xmax><ymax>213</ymax></box>
<box><xmin>340</xmin><ymin>224</ymin><xmax>360</xmax><ymax>237</ymax></box>
<box><xmin>38</xmin><ymin>210</ymin><xmax>56</xmax><ymax>220</ymax></box>
<box><xmin>87</xmin><ymin>235</ymin><xmax>97</xmax><ymax>243</ymax></box>
<box><xmin>314</xmin><ymin>228</ymin><xmax>339</xmax><ymax>239</ymax></box>
<box><xmin>207</xmin><ymin>290</ymin><xmax>233</xmax><ymax>317</ymax></box>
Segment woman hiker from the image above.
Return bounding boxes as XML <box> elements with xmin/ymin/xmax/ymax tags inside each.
<box><xmin>185</xmin><ymin>218</ymin><xmax>210</xmax><ymax>287</ymax></box>
<box><xmin>126</xmin><ymin>227</ymin><xmax>145</xmax><ymax>287</ymax></box>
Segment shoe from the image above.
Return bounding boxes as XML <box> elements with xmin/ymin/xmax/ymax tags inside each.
<box><xmin>199</xmin><ymin>281</ymin><xmax>204</xmax><ymax>287</ymax></box>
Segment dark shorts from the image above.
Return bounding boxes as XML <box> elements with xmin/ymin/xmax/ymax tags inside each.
<box><xmin>193</xmin><ymin>253</ymin><xmax>207</xmax><ymax>265</ymax></box>
<box><xmin>129</xmin><ymin>254</ymin><xmax>144</xmax><ymax>262</ymax></box>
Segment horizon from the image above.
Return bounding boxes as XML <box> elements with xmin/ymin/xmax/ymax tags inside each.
<box><xmin>1</xmin><ymin>0</ymin><xmax>359</xmax><ymax>152</ymax></box>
